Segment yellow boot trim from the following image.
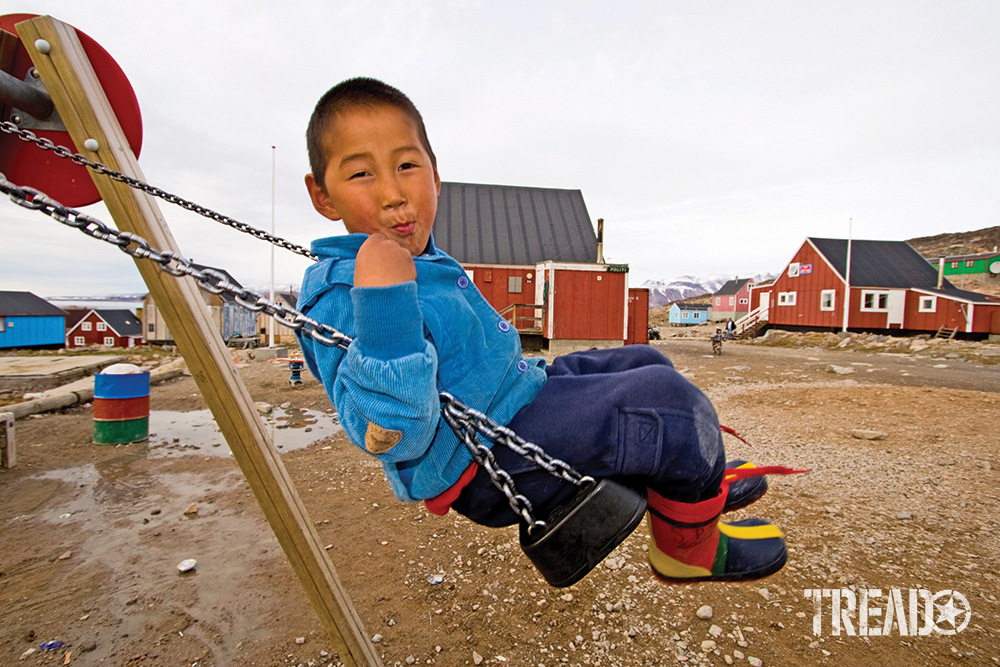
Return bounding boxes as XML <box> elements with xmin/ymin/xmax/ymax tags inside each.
<box><xmin>718</xmin><ymin>521</ymin><xmax>783</xmax><ymax>540</ymax></box>
<box><xmin>647</xmin><ymin>539</ymin><xmax>713</xmax><ymax>579</ymax></box>
<box><xmin>723</xmin><ymin>462</ymin><xmax>756</xmax><ymax>481</ymax></box>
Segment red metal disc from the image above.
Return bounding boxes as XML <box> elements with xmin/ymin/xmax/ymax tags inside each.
<box><xmin>0</xmin><ymin>13</ymin><xmax>143</xmax><ymax>207</ymax></box>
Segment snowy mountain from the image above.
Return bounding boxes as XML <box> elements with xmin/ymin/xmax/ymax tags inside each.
<box><xmin>640</xmin><ymin>274</ymin><xmax>774</xmax><ymax>309</ymax></box>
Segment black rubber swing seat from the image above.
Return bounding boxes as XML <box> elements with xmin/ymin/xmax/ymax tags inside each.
<box><xmin>519</xmin><ymin>479</ymin><xmax>647</xmax><ymax>588</ymax></box>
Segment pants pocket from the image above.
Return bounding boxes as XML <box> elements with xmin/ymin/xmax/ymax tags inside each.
<box><xmin>617</xmin><ymin>408</ymin><xmax>664</xmax><ymax>478</ymax></box>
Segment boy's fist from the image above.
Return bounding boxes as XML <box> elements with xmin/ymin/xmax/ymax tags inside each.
<box><xmin>354</xmin><ymin>233</ymin><xmax>417</xmax><ymax>287</ymax></box>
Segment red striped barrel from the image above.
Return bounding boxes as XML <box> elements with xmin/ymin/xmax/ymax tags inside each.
<box><xmin>93</xmin><ymin>371</ymin><xmax>150</xmax><ymax>444</ymax></box>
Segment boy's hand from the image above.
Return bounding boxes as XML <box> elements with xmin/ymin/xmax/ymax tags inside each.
<box><xmin>354</xmin><ymin>233</ymin><xmax>417</xmax><ymax>287</ymax></box>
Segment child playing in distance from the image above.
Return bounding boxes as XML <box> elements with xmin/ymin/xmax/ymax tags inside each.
<box><xmin>297</xmin><ymin>77</ymin><xmax>790</xmax><ymax>583</ymax></box>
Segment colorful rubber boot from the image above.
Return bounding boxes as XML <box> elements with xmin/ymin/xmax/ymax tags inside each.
<box><xmin>646</xmin><ymin>488</ymin><xmax>787</xmax><ymax>583</ymax></box>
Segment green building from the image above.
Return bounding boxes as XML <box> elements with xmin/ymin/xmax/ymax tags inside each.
<box><xmin>928</xmin><ymin>251</ymin><xmax>1000</xmax><ymax>278</ymax></box>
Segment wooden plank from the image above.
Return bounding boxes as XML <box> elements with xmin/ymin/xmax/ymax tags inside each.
<box><xmin>15</xmin><ymin>16</ymin><xmax>383</xmax><ymax>667</ymax></box>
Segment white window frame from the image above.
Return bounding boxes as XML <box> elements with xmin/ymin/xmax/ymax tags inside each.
<box><xmin>787</xmin><ymin>263</ymin><xmax>800</xmax><ymax>277</ymax></box>
<box><xmin>74</xmin><ymin>336</ymin><xmax>84</xmax><ymax>345</ymax></box>
<box><xmin>508</xmin><ymin>276</ymin><xmax>522</xmax><ymax>294</ymax></box>
<box><xmin>820</xmin><ymin>290</ymin><xmax>836</xmax><ymax>311</ymax></box>
<box><xmin>778</xmin><ymin>291</ymin><xmax>796</xmax><ymax>306</ymax></box>
<box><xmin>96</xmin><ymin>322</ymin><xmax>107</xmax><ymax>332</ymax></box>
<box><xmin>682</xmin><ymin>311</ymin><xmax>689</xmax><ymax>319</ymax></box>
<box><xmin>950</xmin><ymin>261</ymin><xmax>959</xmax><ymax>269</ymax></box>
<box><xmin>861</xmin><ymin>290</ymin><xmax>890</xmax><ymax>312</ymax></box>
<box><xmin>728</xmin><ymin>296</ymin><xmax>735</xmax><ymax>306</ymax></box>
<box><xmin>714</xmin><ymin>297</ymin><xmax>721</xmax><ymax>306</ymax></box>
<box><xmin>739</xmin><ymin>298</ymin><xmax>748</xmax><ymax>305</ymax></box>
<box><xmin>103</xmin><ymin>336</ymin><xmax>115</xmax><ymax>346</ymax></box>
<box><xmin>919</xmin><ymin>296</ymin><xmax>937</xmax><ymax>312</ymax></box>
<box><xmin>81</xmin><ymin>321</ymin><xmax>92</xmax><ymax>331</ymax></box>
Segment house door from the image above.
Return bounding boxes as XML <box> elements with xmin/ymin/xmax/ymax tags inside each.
<box><xmin>887</xmin><ymin>290</ymin><xmax>906</xmax><ymax>327</ymax></box>
<box><xmin>759</xmin><ymin>292</ymin><xmax>770</xmax><ymax>316</ymax></box>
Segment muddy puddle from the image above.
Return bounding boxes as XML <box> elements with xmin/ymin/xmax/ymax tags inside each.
<box><xmin>148</xmin><ymin>406</ymin><xmax>341</xmax><ymax>458</ymax></box>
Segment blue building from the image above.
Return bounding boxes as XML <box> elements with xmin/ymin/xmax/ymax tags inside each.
<box><xmin>668</xmin><ymin>302</ymin><xmax>711</xmax><ymax>326</ymax></box>
<box><xmin>0</xmin><ymin>291</ymin><xmax>66</xmax><ymax>349</ymax></box>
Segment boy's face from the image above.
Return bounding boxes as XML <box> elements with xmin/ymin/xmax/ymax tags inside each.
<box><xmin>305</xmin><ymin>104</ymin><xmax>441</xmax><ymax>256</ymax></box>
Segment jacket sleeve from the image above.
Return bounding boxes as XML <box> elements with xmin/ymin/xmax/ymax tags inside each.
<box><xmin>333</xmin><ymin>281</ymin><xmax>440</xmax><ymax>463</ymax></box>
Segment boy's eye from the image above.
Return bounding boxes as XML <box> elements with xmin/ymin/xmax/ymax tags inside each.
<box><xmin>398</xmin><ymin>162</ymin><xmax>416</xmax><ymax>171</ymax></box>
<box><xmin>349</xmin><ymin>171</ymin><xmax>370</xmax><ymax>179</ymax></box>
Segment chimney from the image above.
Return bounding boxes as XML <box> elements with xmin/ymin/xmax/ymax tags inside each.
<box><xmin>937</xmin><ymin>257</ymin><xmax>944</xmax><ymax>289</ymax></box>
<box><xmin>596</xmin><ymin>218</ymin><xmax>605</xmax><ymax>264</ymax></box>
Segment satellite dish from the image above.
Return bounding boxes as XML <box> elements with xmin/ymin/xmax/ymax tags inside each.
<box><xmin>989</xmin><ymin>260</ymin><xmax>1000</xmax><ymax>275</ymax></box>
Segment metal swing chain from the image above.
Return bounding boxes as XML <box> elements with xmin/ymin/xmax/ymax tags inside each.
<box><xmin>0</xmin><ymin>173</ymin><xmax>591</xmax><ymax>531</ymax></box>
<box><xmin>0</xmin><ymin>121</ymin><xmax>319</xmax><ymax>261</ymax></box>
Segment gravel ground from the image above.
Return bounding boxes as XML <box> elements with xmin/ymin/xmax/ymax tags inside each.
<box><xmin>1</xmin><ymin>336</ymin><xmax>998</xmax><ymax>667</ymax></box>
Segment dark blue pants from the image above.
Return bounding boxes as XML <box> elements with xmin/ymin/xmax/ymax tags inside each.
<box><xmin>451</xmin><ymin>346</ymin><xmax>726</xmax><ymax>527</ymax></box>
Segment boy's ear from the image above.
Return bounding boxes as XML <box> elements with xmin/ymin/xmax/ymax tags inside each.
<box><xmin>305</xmin><ymin>173</ymin><xmax>342</xmax><ymax>221</ymax></box>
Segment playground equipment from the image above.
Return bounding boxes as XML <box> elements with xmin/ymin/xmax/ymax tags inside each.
<box><xmin>0</xmin><ymin>13</ymin><xmax>648</xmax><ymax>666</ymax></box>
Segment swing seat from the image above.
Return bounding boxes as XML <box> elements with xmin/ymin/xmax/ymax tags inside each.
<box><xmin>520</xmin><ymin>478</ymin><xmax>647</xmax><ymax>588</ymax></box>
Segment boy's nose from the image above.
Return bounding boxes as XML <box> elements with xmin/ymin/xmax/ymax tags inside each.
<box><xmin>380</xmin><ymin>176</ymin><xmax>406</xmax><ymax>209</ymax></box>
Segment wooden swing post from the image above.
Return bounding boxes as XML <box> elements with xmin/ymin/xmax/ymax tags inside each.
<box><xmin>15</xmin><ymin>15</ymin><xmax>383</xmax><ymax>667</ymax></box>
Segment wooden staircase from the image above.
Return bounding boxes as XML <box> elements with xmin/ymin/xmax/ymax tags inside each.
<box><xmin>734</xmin><ymin>305</ymin><xmax>769</xmax><ymax>339</ymax></box>
<box><xmin>935</xmin><ymin>325</ymin><xmax>958</xmax><ymax>340</ymax></box>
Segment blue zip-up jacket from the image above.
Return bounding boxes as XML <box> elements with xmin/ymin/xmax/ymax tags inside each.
<box><xmin>297</xmin><ymin>234</ymin><xmax>547</xmax><ymax>502</ymax></box>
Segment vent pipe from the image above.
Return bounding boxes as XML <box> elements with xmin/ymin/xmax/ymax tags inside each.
<box><xmin>937</xmin><ymin>257</ymin><xmax>944</xmax><ymax>289</ymax></box>
<box><xmin>596</xmin><ymin>218</ymin><xmax>606</xmax><ymax>264</ymax></box>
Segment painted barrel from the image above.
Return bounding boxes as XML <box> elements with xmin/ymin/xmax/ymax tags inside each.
<box><xmin>93</xmin><ymin>369</ymin><xmax>150</xmax><ymax>444</ymax></box>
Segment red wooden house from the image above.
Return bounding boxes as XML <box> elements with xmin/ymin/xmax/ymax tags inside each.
<box><xmin>712</xmin><ymin>278</ymin><xmax>753</xmax><ymax>322</ymax></box>
<box><xmin>66</xmin><ymin>309</ymin><xmax>144</xmax><ymax>348</ymax></box>
<box><xmin>744</xmin><ymin>238</ymin><xmax>1000</xmax><ymax>338</ymax></box>
<box><xmin>435</xmin><ymin>182</ymin><xmax>644</xmax><ymax>352</ymax></box>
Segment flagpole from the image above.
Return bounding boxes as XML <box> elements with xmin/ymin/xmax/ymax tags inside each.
<box><xmin>269</xmin><ymin>145</ymin><xmax>276</xmax><ymax>348</ymax></box>
<box><xmin>842</xmin><ymin>218</ymin><xmax>852</xmax><ymax>333</ymax></box>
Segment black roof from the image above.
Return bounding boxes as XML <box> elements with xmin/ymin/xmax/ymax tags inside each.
<box><xmin>0</xmin><ymin>291</ymin><xmax>66</xmax><ymax>317</ymax></box>
<box><xmin>434</xmin><ymin>182</ymin><xmax>598</xmax><ymax>265</ymax></box>
<box><xmin>93</xmin><ymin>309</ymin><xmax>143</xmax><ymax>336</ymax></box>
<box><xmin>714</xmin><ymin>278</ymin><xmax>751</xmax><ymax>296</ymax></box>
<box><xmin>673</xmin><ymin>303</ymin><xmax>711</xmax><ymax>311</ymax></box>
<box><xmin>808</xmin><ymin>238</ymin><xmax>997</xmax><ymax>303</ymax></box>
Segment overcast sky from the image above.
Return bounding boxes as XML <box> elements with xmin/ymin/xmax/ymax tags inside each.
<box><xmin>2</xmin><ymin>1</ymin><xmax>998</xmax><ymax>298</ymax></box>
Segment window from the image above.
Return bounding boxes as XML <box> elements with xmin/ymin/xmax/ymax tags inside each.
<box><xmin>861</xmin><ymin>290</ymin><xmax>890</xmax><ymax>311</ymax></box>
<box><xmin>919</xmin><ymin>296</ymin><xmax>937</xmax><ymax>312</ymax></box>
<box><xmin>965</xmin><ymin>260</ymin><xmax>975</xmax><ymax>268</ymax></box>
<box><xmin>74</xmin><ymin>336</ymin><xmax>84</xmax><ymax>345</ymax></box>
<box><xmin>728</xmin><ymin>296</ymin><xmax>735</xmax><ymax>306</ymax></box>
<box><xmin>682</xmin><ymin>311</ymin><xmax>689</xmax><ymax>319</ymax></box>
<box><xmin>0</xmin><ymin>318</ymin><xmax>5</xmax><ymax>332</ymax></box>
<box><xmin>787</xmin><ymin>263</ymin><xmax>800</xmax><ymax>277</ymax></box>
<box><xmin>778</xmin><ymin>292</ymin><xmax>796</xmax><ymax>305</ymax></box>
<box><xmin>104</xmin><ymin>337</ymin><xmax>115</xmax><ymax>346</ymax></box>
<box><xmin>950</xmin><ymin>261</ymin><xmax>959</xmax><ymax>269</ymax></box>
<box><xmin>148</xmin><ymin>323</ymin><xmax>154</xmax><ymax>332</ymax></box>
<box><xmin>82</xmin><ymin>322</ymin><xmax>92</xmax><ymax>331</ymax></box>
<box><xmin>714</xmin><ymin>297</ymin><xmax>721</xmax><ymax>306</ymax></box>
<box><xmin>739</xmin><ymin>298</ymin><xmax>748</xmax><ymax>305</ymax></box>
<box><xmin>820</xmin><ymin>290</ymin><xmax>836</xmax><ymax>311</ymax></box>
<box><xmin>96</xmin><ymin>322</ymin><xmax>107</xmax><ymax>331</ymax></box>
<box><xmin>508</xmin><ymin>276</ymin><xmax>522</xmax><ymax>294</ymax></box>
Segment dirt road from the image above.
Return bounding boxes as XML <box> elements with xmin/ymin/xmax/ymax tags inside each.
<box><xmin>1</xmin><ymin>339</ymin><xmax>998</xmax><ymax>666</ymax></box>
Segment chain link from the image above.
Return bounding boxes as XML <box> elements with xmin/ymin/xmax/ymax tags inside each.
<box><xmin>1</xmin><ymin>173</ymin><xmax>592</xmax><ymax>528</ymax></box>
<box><xmin>0</xmin><ymin>120</ymin><xmax>318</xmax><ymax>261</ymax></box>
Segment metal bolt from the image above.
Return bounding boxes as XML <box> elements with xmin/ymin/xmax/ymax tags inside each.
<box><xmin>11</xmin><ymin>115</ymin><xmax>22</xmax><ymax>125</ymax></box>
<box><xmin>34</xmin><ymin>39</ymin><xmax>51</xmax><ymax>54</ymax></box>
<box><xmin>29</xmin><ymin>68</ymin><xmax>40</xmax><ymax>79</ymax></box>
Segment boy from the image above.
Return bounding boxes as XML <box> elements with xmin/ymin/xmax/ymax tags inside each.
<box><xmin>298</xmin><ymin>77</ymin><xmax>789</xmax><ymax>583</ymax></box>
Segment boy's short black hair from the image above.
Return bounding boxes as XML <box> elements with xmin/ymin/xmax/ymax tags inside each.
<box><xmin>306</xmin><ymin>77</ymin><xmax>437</xmax><ymax>187</ymax></box>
